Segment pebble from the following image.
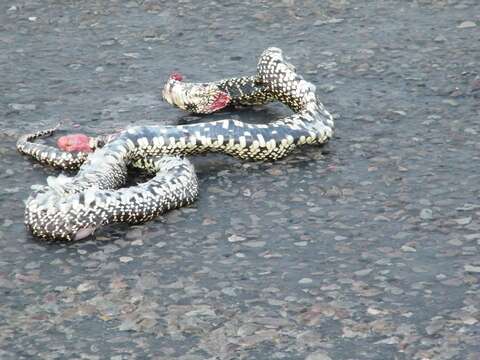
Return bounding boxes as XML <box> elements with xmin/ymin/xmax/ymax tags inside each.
<box><xmin>367</xmin><ymin>307</ymin><xmax>383</xmax><ymax>316</ymax></box>
<box><xmin>306</xmin><ymin>351</ymin><xmax>332</xmax><ymax>360</ymax></box>
<box><xmin>318</xmin><ymin>84</ymin><xmax>336</xmax><ymax>93</ymax></box>
<box><xmin>457</xmin><ymin>21</ymin><xmax>476</xmax><ymax>28</ymax></box>
<box><xmin>464</xmin><ymin>233</ymin><xmax>480</xmax><ymax>241</ymax></box>
<box><xmin>420</xmin><ymin>208</ymin><xmax>433</xmax><ymax>220</ymax></box>
<box><xmin>294</xmin><ymin>241</ymin><xmax>308</xmax><ymax>247</ymax></box>
<box><xmin>464</xmin><ymin>264</ymin><xmax>480</xmax><ymax>273</ymax></box>
<box><xmin>455</xmin><ymin>217</ymin><xmax>471</xmax><ymax>225</ymax></box>
<box><xmin>425</xmin><ymin>321</ymin><xmax>444</xmax><ymax>336</ymax></box>
<box><xmin>123</xmin><ymin>52</ymin><xmax>141</xmax><ymax>59</ymax></box>
<box><xmin>314</xmin><ymin>18</ymin><xmax>344</xmax><ymax>26</ymax></box>
<box><xmin>77</xmin><ymin>282</ymin><xmax>95</xmax><ymax>293</ymax></box>
<box><xmin>457</xmin><ymin>204</ymin><xmax>480</xmax><ymax>211</ymax></box>
<box><xmin>401</xmin><ymin>245</ymin><xmax>416</xmax><ymax>253</ymax></box>
<box><xmin>434</xmin><ymin>35</ymin><xmax>447</xmax><ymax>42</ymax></box>
<box><xmin>443</xmin><ymin>99</ymin><xmax>459</xmax><ymax>107</ymax></box>
<box><xmin>119</xmin><ymin>256</ymin><xmax>133</xmax><ymax>263</ymax></box>
<box><xmin>471</xmin><ymin>77</ymin><xmax>480</xmax><ymax>92</ymax></box>
<box><xmin>8</xmin><ymin>103</ymin><xmax>36</xmax><ymax>111</ymax></box>
<box><xmin>298</xmin><ymin>278</ymin><xmax>313</xmax><ymax>285</ymax></box>
<box><xmin>447</xmin><ymin>238</ymin><xmax>463</xmax><ymax>246</ymax></box>
<box><xmin>354</xmin><ymin>268</ymin><xmax>373</xmax><ymax>277</ymax></box>
<box><xmin>463</xmin><ymin>317</ymin><xmax>478</xmax><ymax>325</ymax></box>
<box><xmin>243</xmin><ymin>240</ymin><xmax>266</xmax><ymax>248</ymax></box>
<box><xmin>228</xmin><ymin>234</ymin><xmax>246</xmax><ymax>243</ymax></box>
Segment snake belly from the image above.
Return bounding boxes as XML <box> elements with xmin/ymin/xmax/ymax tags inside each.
<box><xmin>18</xmin><ymin>47</ymin><xmax>334</xmax><ymax>241</ymax></box>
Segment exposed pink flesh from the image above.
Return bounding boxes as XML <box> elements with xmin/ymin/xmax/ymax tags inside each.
<box><xmin>209</xmin><ymin>91</ymin><xmax>231</xmax><ymax>112</ymax></box>
<box><xmin>169</xmin><ymin>72</ymin><xmax>183</xmax><ymax>81</ymax></box>
<box><xmin>57</xmin><ymin>134</ymin><xmax>93</xmax><ymax>153</ymax></box>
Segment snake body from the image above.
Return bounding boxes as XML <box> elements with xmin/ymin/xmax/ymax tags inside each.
<box><xmin>17</xmin><ymin>48</ymin><xmax>334</xmax><ymax>240</ymax></box>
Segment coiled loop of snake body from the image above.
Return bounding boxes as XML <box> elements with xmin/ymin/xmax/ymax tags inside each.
<box><xmin>17</xmin><ymin>48</ymin><xmax>334</xmax><ymax>241</ymax></box>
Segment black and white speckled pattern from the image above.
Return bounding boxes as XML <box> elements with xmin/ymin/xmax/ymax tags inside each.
<box><xmin>19</xmin><ymin>48</ymin><xmax>334</xmax><ymax>241</ymax></box>
<box><xmin>16</xmin><ymin>124</ymin><xmax>89</xmax><ymax>170</ymax></box>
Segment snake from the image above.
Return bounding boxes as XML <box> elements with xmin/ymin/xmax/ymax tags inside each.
<box><xmin>16</xmin><ymin>48</ymin><xmax>334</xmax><ymax>241</ymax></box>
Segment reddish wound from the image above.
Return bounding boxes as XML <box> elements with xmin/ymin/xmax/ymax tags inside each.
<box><xmin>169</xmin><ymin>72</ymin><xmax>183</xmax><ymax>81</ymax></box>
<box><xmin>209</xmin><ymin>91</ymin><xmax>231</xmax><ymax>112</ymax></box>
<box><xmin>57</xmin><ymin>134</ymin><xmax>93</xmax><ymax>153</ymax></box>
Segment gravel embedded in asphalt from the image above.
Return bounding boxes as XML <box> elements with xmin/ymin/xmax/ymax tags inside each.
<box><xmin>1</xmin><ymin>1</ymin><xmax>479</xmax><ymax>359</ymax></box>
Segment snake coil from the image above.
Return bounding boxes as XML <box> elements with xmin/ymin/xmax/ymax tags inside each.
<box><xmin>17</xmin><ymin>48</ymin><xmax>334</xmax><ymax>240</ymax></box>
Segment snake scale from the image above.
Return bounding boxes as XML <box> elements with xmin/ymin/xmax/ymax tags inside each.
<box><xmin>17</xmin><ymin>48</ymin><xmax>334</xmax><ymax>241</ymax></box>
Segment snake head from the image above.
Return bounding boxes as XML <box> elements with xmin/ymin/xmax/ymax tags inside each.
<box><xmin>57</xmin><ymin>134</ymin><xmax>93</xmax><ymax>153</ymax></box>
<box><xmin>184</xmin><ymin>87</ymin><xmax>231</xmax><ymax>114</ymax></box>
<box><xmin>163</xmin><ymin>73</ymin><xmax>231</xmax><ymax>114</ymax></box>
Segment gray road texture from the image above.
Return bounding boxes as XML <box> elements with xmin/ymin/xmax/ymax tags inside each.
<box><xmin>1</xmin><ymin>0</ymin><xmax>480</xmax><ymax>359</ymax></box>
